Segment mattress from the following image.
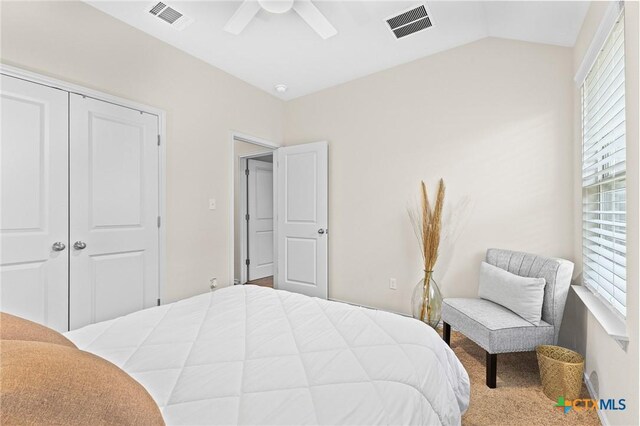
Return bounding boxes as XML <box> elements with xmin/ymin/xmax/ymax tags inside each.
<box><xmin>65</xmin><ymin>285</ymin><xmax>470</xmax><ymax>425</ymax></box>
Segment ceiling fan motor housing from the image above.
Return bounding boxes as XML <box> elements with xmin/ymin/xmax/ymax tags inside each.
<box><xmin>258</xmin><ymin>0</ymin><xmax>294</xmax><ymax>14</ymax></box>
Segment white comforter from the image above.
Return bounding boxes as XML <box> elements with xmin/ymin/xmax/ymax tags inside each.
<box><xmin>66</xmin><ymin>285</ymin><xmax>469</xmax><ymax>425</ymax></box>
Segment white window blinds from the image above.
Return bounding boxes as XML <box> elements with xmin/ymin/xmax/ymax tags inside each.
<box><xmin>582</xmin><ymin>10</ymin><xmax>626</xmax><ymax>317</ymax></box>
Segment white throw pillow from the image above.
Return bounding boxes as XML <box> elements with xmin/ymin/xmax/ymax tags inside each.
<box><xmin>478</xmin><ymin>261</ymin><xmax>546</xmax><ymax>325</ymax></box>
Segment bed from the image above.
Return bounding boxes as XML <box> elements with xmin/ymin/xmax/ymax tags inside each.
<box><xmin>65</xmin><ymin>285</ymin><xmax>470</xmax><ymax>425</ymax></box>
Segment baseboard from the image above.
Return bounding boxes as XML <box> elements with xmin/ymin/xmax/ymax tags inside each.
<box><xmin>583</xmin><ymin>372</ymin><xmax>609</xmax><ymax>426</ymax></box>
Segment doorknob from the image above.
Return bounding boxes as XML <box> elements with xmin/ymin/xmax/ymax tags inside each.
<box><xmin>317</xmin><ymin>229</ymin><xmax>325</xmax><ymax>235</ymax></box>
<box><xmin>52</xmin><ymin>242</ymin><xmax>66</xmax><ymax>251</ymax></box>
<box><xmin>73</xmin><ymin>241</ymin><xmax>87</xmax><ymax>250</ymax></box>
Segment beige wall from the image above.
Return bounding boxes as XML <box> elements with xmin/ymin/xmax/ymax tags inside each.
<box><xmin>0</xmin><ymin>1</ymin><xmax>284</xmax><ymax>303</ymax></box>
<box><xmin>564</xmin><ymin>2</ymin><xmax>639</xmax><ymax>425</ymax></box>
<box><xmin>285</xmin><ymin>37</ymin><xmax>575</xmax><ymax>314</ymax></box>
<box><xmin>233</xmin><ymin>140</ymin><xmax>274</xmax><ymax>282</ymax></box>
<box><xmin>3</xmin><ymin>3</ymin><xmax>638</xmax><ymax>417</ymax></box>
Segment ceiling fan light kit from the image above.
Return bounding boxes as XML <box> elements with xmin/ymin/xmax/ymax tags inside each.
<box><xmin>224</xmin><ymin>0</ymin><xmax>337</xmax><ymax>39</ymax></box>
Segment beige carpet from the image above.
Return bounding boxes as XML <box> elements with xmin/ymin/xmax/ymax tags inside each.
<box><xmin>447</xmin><ymin>331</ymin><xmax>600</xmax><ymax>426</ymax></box>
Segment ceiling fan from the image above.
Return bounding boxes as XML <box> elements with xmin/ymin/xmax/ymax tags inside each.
<box><xmin>224</xmin><ymin>0</ymin><xmax>337</xmax><ymax>39</ymax></box>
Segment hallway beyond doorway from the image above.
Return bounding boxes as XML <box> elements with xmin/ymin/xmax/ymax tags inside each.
<box><xmin>247</xmin><ymin>276</ymin><xmax>274</xmax><ymax>288</ymax></box>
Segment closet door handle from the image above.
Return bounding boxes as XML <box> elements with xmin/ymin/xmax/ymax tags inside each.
<box><xmin>73</xmin><ymin>241</ymin><xmax>87</xmax><ymax>250</ymax></box>
<box><xmin>52</xmin><ymin>242</ymin><xmax>66</xmax><ymax>252</ymax></box>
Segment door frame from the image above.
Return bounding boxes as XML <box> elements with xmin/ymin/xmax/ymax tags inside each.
<box><xmin>241</xmin><ymin>153</ymin><xmax>274</xmax><ymax>284</ymax></box>
<box><xmin>0</xmin><ymin>64</ymin><xmax>168</xmax><ymax>308</ymax></box>
<box><xmin>229</xmin><ymin>132</ymin><xmax>280</xmax><ymax>286</ymax></box>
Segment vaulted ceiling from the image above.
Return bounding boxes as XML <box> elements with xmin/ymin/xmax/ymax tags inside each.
<box><xmin>87</xmin><ymin>1</ymin><xmax>590</xmax><ymax>100</ymax></box>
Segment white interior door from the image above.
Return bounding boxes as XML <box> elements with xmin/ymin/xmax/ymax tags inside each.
<box><xmin>69</xmin><ymin>95</ymin><xmax>159</xmax><ymax>330</ymax></box>
<box><xmin>247</xmin><ymin>158</ymin><xmax>274</xmax><ymax>280</ymax></box>
<box><xmin>0</xmin><ymin>75</ymin><xmax>69</xmax><ymax>331</ymax></box>
<box><xmin>276</xmin><ymin>141</ymin><xmax>328</xmax><ymax>298</ymax></box>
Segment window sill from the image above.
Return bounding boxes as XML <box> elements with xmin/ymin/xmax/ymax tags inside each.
<box><xmin>572</xmin><ymin>285</ymin><xmax>629</xmax><ymax>350</ymax></box>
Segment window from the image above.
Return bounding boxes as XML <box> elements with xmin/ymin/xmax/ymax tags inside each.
<box><xmin>582</xmin><ymin>10</ymin><xmax>626</xmax><ymax>317</ymax></box>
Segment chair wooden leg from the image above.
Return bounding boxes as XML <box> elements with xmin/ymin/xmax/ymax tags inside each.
<box><xmin>443</xmin><ymin>322</ymin><xmax>451</xmax><ymax>346</ymax></box>
<box><xmin>486</xmin><ymin>352</ymin><xmax>497</xmax><ymax>388</ymax></box>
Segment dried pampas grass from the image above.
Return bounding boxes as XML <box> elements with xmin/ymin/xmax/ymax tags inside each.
<box><xmin>408</xmin><ymin>179</ymin><xmax>445</xmax><ymax>322</ymax></box>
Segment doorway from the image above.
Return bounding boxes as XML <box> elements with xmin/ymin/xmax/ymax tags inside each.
<box><xmin>245</xmin><ymin>154</ymin><xmax>274</xmax><ymax>287</ymax></box>
<box><xmin>230</xmin><ymin>133</ymin><xmax>329</xmax><ymax>299</ymax></box>
<box><xmin>233</xmin><ymin>136</ymin><xmax>276</xmax><ymax>287</ymax></box>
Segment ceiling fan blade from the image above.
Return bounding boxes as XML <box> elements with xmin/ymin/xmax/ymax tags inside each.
<box><xmin>224</xmin><ymin>1</ymin><xmax>261</xmax><ymax>35</ymax></box>
<box><xmin>292</xmin><ymin>0</ymin><xmax>337</xmax><ymax>39</ymax></box>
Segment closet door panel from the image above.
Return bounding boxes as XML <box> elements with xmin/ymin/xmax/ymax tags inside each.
<box><xmin>0</xmin><ymin>75</ymin><xmax>69</xmax><ymax>331</ymax></box>
<box><xmin>69</xmin><ymin>95</ymin><xmax>159</xmax><ymax>330</ymax></box>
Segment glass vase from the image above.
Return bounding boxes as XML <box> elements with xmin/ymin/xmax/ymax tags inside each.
<box><xmin>411</xmin><ymin>272</ymin><xmax>443</xmax><ymax>329</ymax></box>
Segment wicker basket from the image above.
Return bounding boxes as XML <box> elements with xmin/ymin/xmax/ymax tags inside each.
<box><xmin>536</xmin><ymin>345</ymin><xmax>585</xmax><ymax>401</ymax></box>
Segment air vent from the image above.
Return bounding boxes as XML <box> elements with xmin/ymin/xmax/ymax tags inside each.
<box><xmin>158</xmin><ymin>7</ymin><xmax>182</xmax><ymax>24</ymax></box>
<box><xmin>386</xmin><ymin>5</ymin><xmax>433</xmax><ymax>39</ymax></box>
<box><xmin>147</xmin><ymin>2</ymin><xmax>194</xmax><ymax>31</ymax></box>
<box><xmin>149</xmin><ymin>2</ymin><xmax>165</xmax><ymax>16</ymax></box>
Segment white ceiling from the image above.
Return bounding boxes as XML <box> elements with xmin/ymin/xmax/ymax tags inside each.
<box><xmin>86</xmin><ymin>1</ymin><xmax>590</xmax><ymax>100</ymax></box>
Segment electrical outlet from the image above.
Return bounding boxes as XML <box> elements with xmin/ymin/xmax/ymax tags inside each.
<box><xmin>209</xmin><ymin>277</ymin><xmax>217</xmax><ymax>291</ymax></box>
<box><xmin>389</xmin><ymin>278</ymin><xmax>397</xmax><ymax>290</ymax></box>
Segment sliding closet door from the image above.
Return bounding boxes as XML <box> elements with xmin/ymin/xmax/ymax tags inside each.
<box><xmin>69</xmin><ymin>95</ymin><xmax>159</xmax><ymax>330</ymax></box>
<box><xmin>0</xmin><ymin>75</ymin><xmax>69</xmax><ymax>331</ymax></box>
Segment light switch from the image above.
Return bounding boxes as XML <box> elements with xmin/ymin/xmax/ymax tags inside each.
<box><xmin>209</xmin><ymin>198</ymin><xmax>216</xmax><ymax>210</ymax></box>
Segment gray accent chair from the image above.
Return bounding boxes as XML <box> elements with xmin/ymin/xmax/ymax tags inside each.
<box><xmin>441</xmin><ymin>249</ymin><xmax>574</xmax><ymax>388</ymax></box>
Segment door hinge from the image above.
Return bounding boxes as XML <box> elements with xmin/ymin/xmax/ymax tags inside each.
<box><xmin>157</xmin><ymin>135</ymin><xmax>161</xmax><ymax>146</ymax></box>
<box><xmin>157</xmin><ymin>216</ymin><xmax>161</xmax><ymax>228</ymax></box>
<box><xmin>245</xmin><ymin>213</ymin><xmax>250</xmax><ymax>221</ymax></box>
<box><xmin>245</xmin><ymin>259</ymin><xmax>250</xmax><ymax>266</ymax></box>
<box><xmin>245</xmin><ymin>169</ymin><xmax>249</xmax><ymax>176</ymax></box>
<box><xmin>157</xmin><ymin>298</ymin><xmax>161</xmax><ymax>306</ymax></box>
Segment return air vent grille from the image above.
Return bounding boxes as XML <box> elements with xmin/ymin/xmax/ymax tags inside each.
<box><xmin>387</xmin><ymin>5</ymin><xmax>427</xmax><ymax>30</ymax></box>
<box><xmin>147</xmin><ymin>2</ymin><xmax>194</xmax><ymax>30</ymax></box>
<box><xmin>386</xmin><ymin>5</ymin><xmax>433</xmax><ymax>39</ymax></box>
